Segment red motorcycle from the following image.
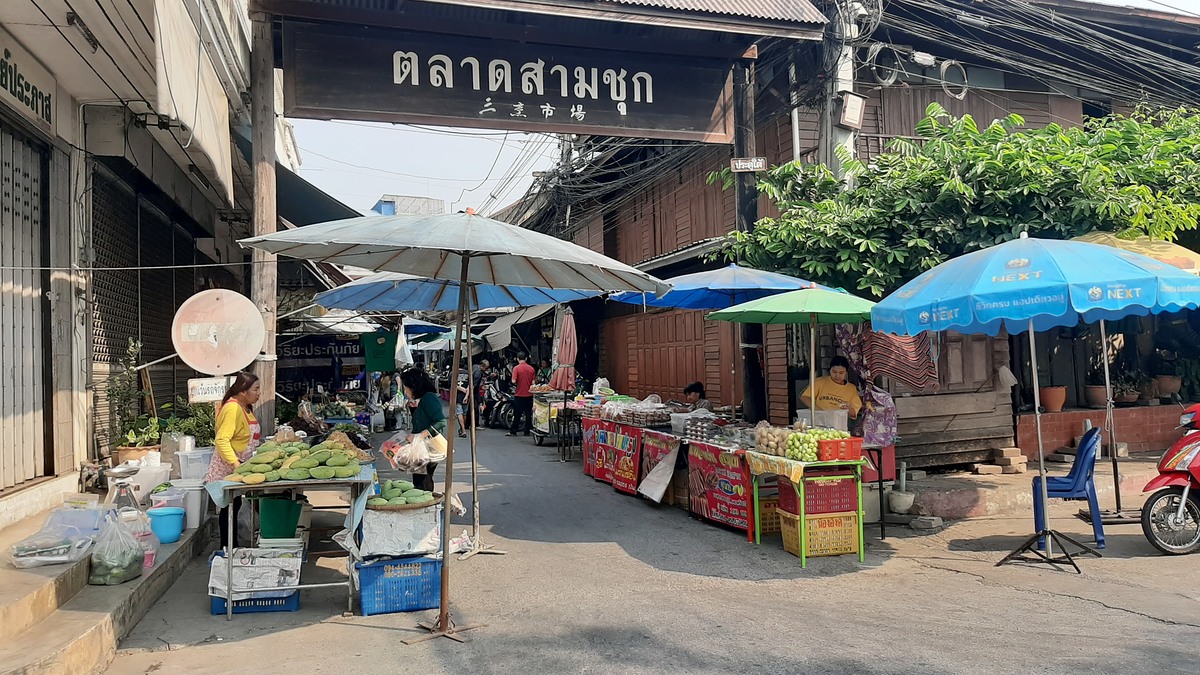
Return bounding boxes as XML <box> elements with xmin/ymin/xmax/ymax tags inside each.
<box><xmin>1141</xmin><ymin>402</ymin><xmax>1200</xmax><ymax>554</ymax></box>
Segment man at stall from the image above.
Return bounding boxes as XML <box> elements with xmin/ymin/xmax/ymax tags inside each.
<box><xmin>507</xmin><ymin>352</ymin><xmax>536</xmax><ymax>437</ymax></box>
<box><xmin>684</xmin><ymin>382</ymin><xmax>713</xmax><ymax>411</ymax></box>
<box><xmin>800</xmin><ymin>355</ymin><xmax>863</xmax><ymax>419</ymax></box>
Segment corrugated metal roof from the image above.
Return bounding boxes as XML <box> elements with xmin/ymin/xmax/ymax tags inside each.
<box><xmin>602</xmin><ymin>0</ymin><xmax>827</xmax><ymax>25</ymax></box>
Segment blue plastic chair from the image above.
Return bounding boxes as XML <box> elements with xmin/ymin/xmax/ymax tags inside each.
<box><xmin>1032</xmin><ymin>426</ymin><xmax>1105</xmax><ymax>550</ymax></box>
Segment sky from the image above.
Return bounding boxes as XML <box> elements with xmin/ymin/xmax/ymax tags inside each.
<box><xmin>289</xmin><ymin>119</ymin><xmax>560</xmax><ymax>216</ymax></box>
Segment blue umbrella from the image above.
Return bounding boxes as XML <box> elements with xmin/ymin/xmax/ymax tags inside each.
<box><xmin>403</xmin><ymin>317</ymin><xmax>450</xmax><ymax>335</ymax></box>
<box><xmin>610</xmin><ymin>263</ymin><xmax>831</xmax><ymax>310</ymax></box>
<box><xmin>872</xmin><ymin>233</ymin><xmax>1200</xmax><ymax>567</ymax></box>
<box><xmin>316</xmin><ymin>271</ymin><xmax>603</xmax><ymax>312</ymax></box>
<box><xmin>872</xmin><ymin>233</ymin><xmax>1200</xmax><ymax>337</ymax></box>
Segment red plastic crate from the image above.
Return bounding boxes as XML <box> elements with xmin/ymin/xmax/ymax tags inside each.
<box><xmin>804</xmin><ymin>475</ymin><xmax>859</xmax><ymax>515</ymax></box>
<box><xmin>817</xmin><ymin>436</ymin><xmax>864</xmax><ymax>462</ymax></box>
<box><xmin>778</xmin><ymin>476</ymin><xmax>800</xmax><ymax>515</ymax></box>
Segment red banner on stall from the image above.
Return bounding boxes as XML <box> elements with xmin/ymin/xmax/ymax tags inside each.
<box><xmin>687</xmin><ymin>442</ymin><xmax>750</xmax><ymax>532</ymax></box>
<box><xmin>610</xmin><ymin>424</ymin><xmax>644</xmax><ymax>495</ymax></box>
<box><xmin>640</xmin><ymin>431</ymin><xmax>680</xmax><ymax>478</ymax></box>
<box><xmin>582</xmin><ymin>417</ymin><xmax>601</xmax><ymax>477</ymax></box>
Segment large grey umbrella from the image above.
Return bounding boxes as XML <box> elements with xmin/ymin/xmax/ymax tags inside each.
<box><xmin>242</xmin><ymin>210</ymin><xmax>668</xmax><ymax>641</ymax></box>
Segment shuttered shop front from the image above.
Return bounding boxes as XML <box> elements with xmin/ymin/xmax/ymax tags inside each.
<box><xmin>0</xmin><ymin>118</ymin><xmax>51</xmax><ymax>491</ymax></box>
<box><xmin>91</xmin><ymin>166</ymin><xmax>197</xmax><ymax>451</ymax></box>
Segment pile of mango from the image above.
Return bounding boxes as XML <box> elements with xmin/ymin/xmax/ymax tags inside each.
<box><xmin>367</xmin><ymin>480</ymin><xmax>436</xmax><ymax>507</ymax></box>
<box><xmin>224</xmin><ymin>440</ymin><xmax>361</xmax><ymax>484</ymax></box>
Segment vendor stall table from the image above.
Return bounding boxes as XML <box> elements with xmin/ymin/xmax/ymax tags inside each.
<box><xmin>209</xmin><ymin>468</ymin><xmax>375</xmax><ymax>620</ymax></box>
<box><xmin>744</xmin><ymin>451</ymin><xmax>866</xmax><ymax>567</ymax></box>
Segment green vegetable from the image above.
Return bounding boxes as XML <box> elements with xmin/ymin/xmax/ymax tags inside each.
<box><xmin>401</xmin><ymin>489</ymin><xmax>426</xmax><ymax>499</ymax></box>
<box><xmin>394</xmin><ymin>480</ymin><xmax>415</xmax><ymax>492</ymax></box>
<box><xmin>309</xmin><ymin>466</ymin><xmax>336</xmax><ymax>480</ymax></box>
<box><xmin>332</xmin><ymin>466</ymin><xmax>358</xmax><ymax>479</ymax></box>
<box><xmin>387</xmin><ymin>497</ymin><xmax>407</xmax><ymax>505</ymax></box>
<box><xmin>283</xmin><ymin>468</ymin><xmax>311</xmax><ymax>481</ymax></box>
<box><xmin>367</xmin><ymin>497</ymin><xmax>389</xmax><ymax>506</ymax></box>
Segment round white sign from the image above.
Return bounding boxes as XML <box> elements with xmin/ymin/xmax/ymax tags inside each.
<box><xmin>171</xmin><ymin>289</ymin><xmax>267</xmax><ymax>375</ymax></box>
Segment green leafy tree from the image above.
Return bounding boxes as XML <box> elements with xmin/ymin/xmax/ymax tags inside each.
<box><xmin>718</xmin><ymin>104</ymin><xmax>1200</xmax><ymax>297</ymax></box>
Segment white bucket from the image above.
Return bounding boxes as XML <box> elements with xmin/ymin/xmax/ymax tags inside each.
<box><xmin>172</xmin><ymin>478</ymin><xmax>207</xmax><ymax>530</ymax></box>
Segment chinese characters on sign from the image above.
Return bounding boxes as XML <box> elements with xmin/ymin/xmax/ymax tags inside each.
<box><xmin>283</xmin><ymin>21</ymin><xmax>735</xmax><ymax>142</ymax></box>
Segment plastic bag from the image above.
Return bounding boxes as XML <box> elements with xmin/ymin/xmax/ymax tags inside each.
<box><xmin>9</xmin><ymin>523</ymin><xmax>96</xmax><ymax>569</ymax></box>
<box><xmin>382</xmin><ymin>433</ymin><xmax>433</xmax><ymax>473</ymax></box>
<box><xmin>120</xmin><ymin>509</ymin><xmax>160</xmax><ymax>570</ymax></box>
<box><xmin>88</xmin><ymin>515</ymin><xmax>145</xmax><ymax>585</ymax></box>
<box><xmin>593</xmin><ymin>378</ymin><xmax>610</xmax><ymax>395</ymax></box>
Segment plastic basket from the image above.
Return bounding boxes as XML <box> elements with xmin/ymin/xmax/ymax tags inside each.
<box><xmin>817</xmin><ymin>437</ymin><xmax>864</xmax><ymax>462</ymax></box>
<box><xmin>778</xmin><ymin>477</ymin><xmax>800</xmax><ymax>515</ymax></box>
<box><xmin>356</xmin><ymin>555</ymin><xmax>442</xmax><ymax>616</ymax></box>
<box><xmin>779</xmin><ymin>510</ymin><xmax>802</xmax><ymax>556</ymax></box>
<box><xmin>210</xmin><ymin>593</ymin><xmax>300</xmax><ymax>615</ymax></box>
<box><xmin>176</xmin><ymin>448</ymin><xmax>214</xmax><ymax>481</ymax></box>
<box><xmin>758</xmin><ymin>496</ymin><xmax>781</xmax><ymax>535</ymax></box>
<box><xmin>257</xmin><ymin>498</ymin><xmax>303</xmax><ymax>539</ymax></box>
<box><xmin>805</xmin><ymin>511</ymin><xmax>860</xmax><ymax>557</ymax></box>
<box><xmin>804</xmin><ymin>475</ymin><xmax>859</xmax><ymax>515</ymax></box>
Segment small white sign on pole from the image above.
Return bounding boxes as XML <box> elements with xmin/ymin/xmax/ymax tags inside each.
<box><xmin>188</xmin><ymin>376</ymin><xmax>234</xmax><ymax>404</ymax></box>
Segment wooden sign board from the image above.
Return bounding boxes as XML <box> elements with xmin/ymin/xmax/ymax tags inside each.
<box><xmin>282</xmin><ymin>20</ymin><xmax>736</xmax><ymax>143</ymax></box>
<box><xmin>188</xmin><ymin>377</ymin><xmax>234</xmax><ymax>404</ymax></box>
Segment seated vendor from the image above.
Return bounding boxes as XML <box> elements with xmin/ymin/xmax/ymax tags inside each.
<box><xmin>684</xmin><ymin>382</ymin><xmax>713</xmax><ymax>412</ymax></box>
<box><xmin>800</xmin><ymin>356</ymin><xmax>863</xmax><ymax>419</ymax></box>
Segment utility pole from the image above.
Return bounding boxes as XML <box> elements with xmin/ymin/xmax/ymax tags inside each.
<box><xmin>817</xmin><ymin>12</ymin><xmax>859</xmax><ymax>173</ymax></box>
<box><xmin>733</xmin><ymin>54</ymin><xmax>766</xmax><ymax>423</ymax></box>
<box><xmin>250</xmin><ymin>13</ymin><xmax>278</xmax><ymax>432</ymax></box>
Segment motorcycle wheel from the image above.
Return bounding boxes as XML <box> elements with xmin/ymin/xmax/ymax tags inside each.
<box><xmin>1141</xmin><ymin>487</ymin><xmax>1200</xmax><ymax>555</ymax></box>
<box><xmin>499</xmin><ymin>405</ymin><xmax>515</xmax><ymax>432</ymax></box>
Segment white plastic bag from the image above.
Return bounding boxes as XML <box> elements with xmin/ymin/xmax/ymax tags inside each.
<box><xmin>593</xmin><ymin>378</ymin><xmax>610</xmax><ymax>395</ymax></box>
<box><xmin>382</xmin><ymin>433</ymin><xmax>433</xmax><ymax>473</ymax></box>
<box><xmin>88</xmin><ymin>516</ymin><xmax>144</xmax><ymax>585</ymax></box>
<box><xmin>120</xmin><ymin>509</ymin><xmax>160</xmax><ymax>570</ymax></box>
<box><xmin>9</xmin><ymin>518</ymin><xmax>96</xmax><ymax>569</ymax></box>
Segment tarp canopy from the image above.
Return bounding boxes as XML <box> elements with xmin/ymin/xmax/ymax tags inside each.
<box><xmin>480</xmin><ymin>305</ymin><xmax>556</xmax><ymax>351</ymax></box>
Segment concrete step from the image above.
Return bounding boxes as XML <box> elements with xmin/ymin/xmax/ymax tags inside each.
<box><xmin>0</xmin><ymin>519</ymin><xmax>213</xmax><ymax>675</ymax></box>
<box><xmin>0</xmin><ymin>511</ymin><xmax>91</xmax><ymax>645</ymax></box>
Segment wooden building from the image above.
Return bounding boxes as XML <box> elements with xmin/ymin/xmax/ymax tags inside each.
<box><xmin>519</xmin><ymin>1</ymin><xmax>1200</xmax><ymax>467</ymax></box>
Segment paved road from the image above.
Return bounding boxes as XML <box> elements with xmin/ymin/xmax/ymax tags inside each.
<box><xmin>110</xmin><ymin>429</ymin><xmax>1200</xmax><ymax>674</ymax></box>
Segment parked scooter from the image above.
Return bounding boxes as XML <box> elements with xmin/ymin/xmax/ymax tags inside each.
<box><xmin>1141</xmin><ymin>402</ymin><xmax>1200</xmax><ymax>554</ymax></box>
<box><xmin>482</xmin><ymin>379</ymin><xmax>515</xmax><ymax>430</ymax></box>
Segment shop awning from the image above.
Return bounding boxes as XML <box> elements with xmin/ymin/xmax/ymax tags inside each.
<box><xmin>481</xmin><ymin>304</ymin><xmax>556</xmax><ymax>351</ymax></box>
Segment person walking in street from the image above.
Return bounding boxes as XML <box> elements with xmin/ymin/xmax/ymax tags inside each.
<box><xmin>507</xmin><ymin>352</ymin><xmax>536</xmax><ymax>436</ymax></box>
<box><xmin>401</xmin><ymin>367</ymin><xmax>447</xmax><ymax>491</ymax></box>
<box><xmin>472</xmin><ymin>358</ymin><xmax>489</xmax><ymax>426</ymax></box>
<box><xmin>205</xmin><ymin>372</ymin><xmax>261</xmax><ymax>548</ymax></box>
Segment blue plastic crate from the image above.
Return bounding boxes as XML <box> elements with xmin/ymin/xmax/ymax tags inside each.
<box><xmin>356</xmin><ymin>555</ymin><xmax>441</xmax><ymax>616</ymax></box>
<box><xmin>210</xmin><ymin>593</ymin><xmax>300</xmax><ymax>615</ymax></box>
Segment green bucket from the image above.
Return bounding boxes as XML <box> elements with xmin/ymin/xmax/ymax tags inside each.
<box><xmin>257</xmin><ymin>498</ymin><xmax>302</xmax><ymax>539</ymax></box>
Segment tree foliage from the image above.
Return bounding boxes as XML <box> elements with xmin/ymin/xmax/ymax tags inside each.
<box><xmin>718</xmin><ymin>104</ymin><xmax>1200</xmax><ymax>297</ymax></box>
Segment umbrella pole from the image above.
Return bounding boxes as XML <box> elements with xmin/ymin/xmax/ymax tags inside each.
<box><xmin>407</xmin><ymin>257</ymin><xmax>485</xmax><ymax>644</ymax></box>
<box><xmin>997</xmin><ymin>320</ymin><xmax>1101</xmax><ymax>573</ymax></box>
<box><xmin>810</xmin><ymin>315</ymin><xmax>817</xmax><ymax>428</ymax></box>
<box><xmin>1095</xmin><ymin>320</ymin><xmax>1136</xmax><ymax>523</ymax></box>
<box><xmin>461</xmin><ymin>298</ymin><xmax>506</xmax><ymax>562</ymax></box>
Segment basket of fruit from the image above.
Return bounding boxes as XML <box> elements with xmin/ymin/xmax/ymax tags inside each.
<box><xmin>367</xmin><ymin>481</ymin><xmax>442</xmax><ymax>511</ymax></box>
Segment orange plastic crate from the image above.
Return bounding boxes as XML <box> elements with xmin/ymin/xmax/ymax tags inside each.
<box><xmin>817</xmin><ymin>437</ymin><xmax>864</xmax><ymax>462</ymax></box>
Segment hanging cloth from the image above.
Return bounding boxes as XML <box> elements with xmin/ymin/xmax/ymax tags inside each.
<box><xmin>836</xmin><ymin>323</ymin><xmax>899</xmax><ymax>447</ymax></box>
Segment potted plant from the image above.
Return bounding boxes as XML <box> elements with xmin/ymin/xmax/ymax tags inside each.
<box><xmin>1155</xmin><ymin>356</ymin><xmax>1183</xmax><ymax>397</ymax></box>
<box><xmin>1113</xmin><ymin>373</ymin><xmax>1141</xmax><ymax>404</ymax></box>
<box><xmin>110</xmin><ymin>339</ymin><xmax>161</xmax><ymax>462</ymax></box>
<box><xmin>161</xmin><ymin>397</ymin><xmax>217</xmax><ymax>448</ymax></box>
<box><xmin>1084</xmin><ymin>368</ymin><xmax>1108</xmax><ymax>408</ymax></box>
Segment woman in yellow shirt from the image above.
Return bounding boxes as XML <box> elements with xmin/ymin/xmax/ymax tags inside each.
<box><xmin>205</xmin><ymin>372</ymin><xmax>262</xmax><ymax>547</ymax></box>
<box><xmin>801</xmin><ymin>356</ymin><xmax>863</xmax><ymax>420</ymax></box>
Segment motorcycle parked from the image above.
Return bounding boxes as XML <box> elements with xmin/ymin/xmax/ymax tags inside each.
<box><xmin>1141</xmin><ymin>402</ymin><xmax>1200</xmax><ymax>555</ymax></box>
<box><xmin>481</xmin><ymin>379</ymin><xmax>515</xmax><ymax>430</ymax></box>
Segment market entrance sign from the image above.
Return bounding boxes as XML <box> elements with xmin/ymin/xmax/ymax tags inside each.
<box><xmin>282</xmin><ymin>21</ymin><xmax>736</xmax><ymax>143</ymax></box>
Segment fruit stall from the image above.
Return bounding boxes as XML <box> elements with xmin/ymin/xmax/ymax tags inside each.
<box><xmin>576</xmin><ymin>393</ymin><xmax>868</xmax><ymax>563</ymax></box>
<box><xmin>204</xmin><ymin>428</ymin><xmax>444</xmax><ymax>619</ymax></box>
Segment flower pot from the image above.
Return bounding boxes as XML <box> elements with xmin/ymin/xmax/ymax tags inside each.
<box><xmin>1156</xmin><ymin>375</ymin><xmax>1182</xmax><ymax>396</ymax></box>
<box><xmin>888</xmin><ymin>490</ymin><xmax>916</xmax><ymax>515</ymax></box>
<box><xmin>1038</xmin><ymin>386</ymin><xmax>1067</xmax><ymax>413</ymax></box>
<box><xmin>1115</xmin><ymin>392</ymin><xmax>1140</xmax><ymax>404</ymax></box>
<box><xmin>116</xmin><ymin>445</ymin><xmax>161</xmax><ymax>464</ymax></box>
<box><xmin>1083</xmin><ymin>385</ymin><xmax>1108</xmax><ymax>408</ymax></box>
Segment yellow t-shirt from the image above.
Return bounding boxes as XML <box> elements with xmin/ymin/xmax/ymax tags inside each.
<box><xmin>802</xmin><ymin>377</ymin><xmax>863</xmax><ymax>418</ymax></box>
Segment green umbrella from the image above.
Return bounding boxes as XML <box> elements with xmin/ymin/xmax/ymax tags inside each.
<box><xmin>708</xmin><ymin>288</ymin><xmax>875</xmax><ymax>425</ymax></box>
